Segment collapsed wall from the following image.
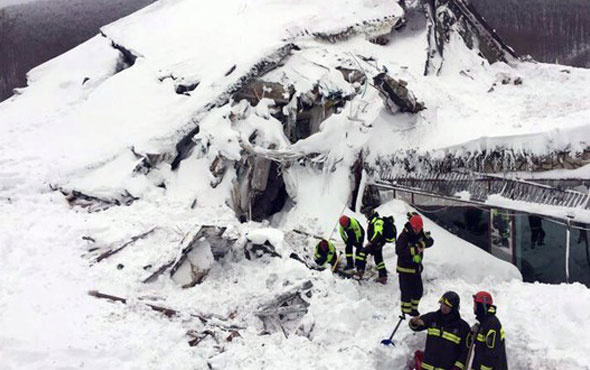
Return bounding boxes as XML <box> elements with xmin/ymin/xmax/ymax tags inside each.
<box><xmin>225</xmin><ymin>66</ymin><xmax>360</xmax><ymax>222</ymax></box>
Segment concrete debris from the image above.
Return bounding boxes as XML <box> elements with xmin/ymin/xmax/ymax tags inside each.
<box><xmin>373</xmin><ymin>72</ymin><xmax>425</xmax><ymax>113</ymax></box>
<box><xmin>255</xmin><ymin>280</ymin><xmax>313</xmax><ymax>337</ymax></box>
<box><xmin>170</xmin><ymin>226</ymin><xmax>237</xmax><ymax>288</ymax></box>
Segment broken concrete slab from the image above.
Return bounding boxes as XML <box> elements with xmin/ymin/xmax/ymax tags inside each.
<box><xmin>373</xmin><ymin>72</ymin><xmax>425</xmax><ymax>113</ymax></box>
<box><xmin>170</xmin><ymin>240</ymin><xmax>213</xmax><ymax>288</ymax></box>
<box><xmin>169</xmin><ymin>226</ymin><xmax>237</xmax><ymax>288</ymax></box>
<box><xmin>336</xmin><ymin>67</ymin><xmax>367</xmax><ymax>86</ymax></box>
<box><xmin>244</xmin><ymin>240</ymin><xmax>281</xmax><ymax>260</ymax></box>
<box><xmin>255</xmin><ymin>280</ymin><xmax>313</xmax><ymax>337</ymax></box>
<box><xmin>233</xmin><ymin>80</ymin><xmax>293</xmax><ymax>107</ymax></box>
<box><xmin>244</xmin><ymin>228</ymin><xmax>284</xmax><ymax>260</ymax></box>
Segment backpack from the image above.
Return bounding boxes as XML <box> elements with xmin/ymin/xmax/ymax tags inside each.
<box><xmin>383</xmin><ymin>216</ymin><xmax>397</xmax><ymax>243</ymax></box>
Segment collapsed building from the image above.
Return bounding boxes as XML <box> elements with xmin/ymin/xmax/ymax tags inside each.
<box><xmin>52</xmin><ymin>0</ymin><xmax>590</xmax><ymax>289</ymax></box>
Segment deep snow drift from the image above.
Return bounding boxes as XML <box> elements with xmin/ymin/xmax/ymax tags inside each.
<box><xmin>1</xmin><ymin>0</ymin><xmax>590</xmax><ymax>369</ymax></box>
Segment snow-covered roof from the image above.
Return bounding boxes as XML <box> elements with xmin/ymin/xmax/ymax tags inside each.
<box><xmin>1</xmin><ymin>0</ymin><xmax>589</xmax><ymax>192</ymax></box>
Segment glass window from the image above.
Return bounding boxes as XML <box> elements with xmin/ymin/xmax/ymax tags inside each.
<box><xmin>490</xmin><ymin>209</ymin><xmax>514</xmax><ymax>263</ymax></box>
<box><xmin>569</xmin><ymin>223</ymin><xmax>590</xmax><ymax>286</ymax></box>
<box><xmin>514</xmin><ymin>214</ymin><xmax>566</xmax><ymax>284</ymax></box>
<box><xmin>390</xmin><ymin>190</ymin><xmax>589</xmax><ymax>286</ymax></box>
<box><xmin>419</xmin><ymin>205</ymin><xmax>490</xmax><ymax>253</ymax></box>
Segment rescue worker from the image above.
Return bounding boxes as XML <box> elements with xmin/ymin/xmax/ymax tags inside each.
<box><xmin>409</xmin><ymin>291</ymin><xmax>471</xmax><ymax>370</ymax></box>
<box><xmin>471</xmin><ymin>291</ymin><xmax>508</xmax><ymax>370</ymax></box>
<box><xmin>396</xmin><ymin>212</ymin><xmax>433</xmax><ymax>316</ymax></box>
<box><xmin>355</xmin><ymin>211</ymin><xmax>396</xmax><ymax>284</ymax></box>
<box><xmin>338</xmin><ymin>215</ymin><xmax>365</xmax><ymax>271</ymax></box>
<box><xmin>313</xmin><ymin>239</ymin><xmax>338</xmax><ymax>270</ymax></box>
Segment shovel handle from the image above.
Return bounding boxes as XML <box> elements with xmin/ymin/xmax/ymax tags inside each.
<box><xmin>464</xmin><ymin>331</ymin><xmax>477</xmax><ymax>370</ymax></box>
<box><xmin>383</xmin><ymin>314</ymin><xmax>406</xmax><ymax>343</ymax></box>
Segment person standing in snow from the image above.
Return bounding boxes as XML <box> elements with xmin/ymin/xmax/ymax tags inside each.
<box><xmin>355</xmin><ymin>211</ymin><xmax>396</xmax><ymax>284</ymax></box>
<box><xmin>396</xmin><ymin>212</ymin><xmax>433</xmax><ymax>316</ymax></box>
<box><xmin>409</xmin><ymin>291</ymin><xmax>471</xmax><ymax>370</ymax></box>
<box><xmin>338</xmin><ymin>215</ymin><xmax>365</xmax><ymax>271</ymax></box>
<box><xmin>527</xmin><ymin>215</ymin><xmax>545</xmax><ymax>248</ymax></box>
<box><xmin>471</xmin><ymin>291</ymin><xmax>508</xmax><ymax>370</ymax></box>
<box><xmin>313</xmin><ymin>239</ymin><xmax>338</xmax><ymax>270</ymax></box>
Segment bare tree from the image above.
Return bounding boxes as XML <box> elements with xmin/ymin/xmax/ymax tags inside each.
<box><xmin>0</xmin><ymin>9</ymin><xmax>18</xmax><ymax>100</ymax></box>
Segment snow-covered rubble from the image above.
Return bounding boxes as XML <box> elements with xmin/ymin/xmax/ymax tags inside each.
<box><xmin>1</xmin><ymin>0</ymin><xmax>590</xmax><ymax>369</ymax></box>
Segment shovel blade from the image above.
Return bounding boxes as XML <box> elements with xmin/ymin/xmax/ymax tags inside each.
<box><xmin>380</xmin><ymin>339</ymin><xmax>395</xmax><ymax>346</ymax></box>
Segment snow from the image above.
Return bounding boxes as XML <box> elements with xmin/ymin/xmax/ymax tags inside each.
<box><xmin>246</xmin><ymin>228</ymin><xmax>285</xmax><ymax>254</ymax></box>
<box><xmin>277</xmin><ymin>165</ymin><xmax>353</xmax><ymax>238</ymax></box>
<box><xmin>0</xmin><ymin>193</ymin><xmax>530</xmax><ymax>370</ymax></box>
<box><xmin>487</xmin><ymin>194</ymin><xmax>590</xmax><ymax>225</ymax></box>
<box><xmin>1</xmin><ymin>0</ymin><xmax>590</xmax><ymax>369</ymax></box>
<box><xmin>510</xmin><ymin>163</ymin><xmax>590</xmax><ymax>180</ymax></box>
<box><xmin>1</xmin><ymin>174</ymin><xmax>589</xmax><ymax>370</ymax></box>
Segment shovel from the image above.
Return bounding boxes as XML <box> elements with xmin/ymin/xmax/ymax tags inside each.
<box><xmin>380</xmin><ymin>314</ymin><xmax>405</xmax><ymax>346</ymax></box>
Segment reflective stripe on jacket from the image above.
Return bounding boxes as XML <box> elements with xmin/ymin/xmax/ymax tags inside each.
<box><xmin>472</xmin><ymin>306</ymin><xmax>508</xmax><ymax>370</ymax></box>
<box><xmin>367</xmin><ymin>216</ymin><xmax>386</xmax><ymax>248</ymax></box>
<box><xmin>395</xmin><ymin>222</ymin><xmax>433</xmax><ymax>274</ymax></box>
<box><xmin>339</xmin><ymin>217</ymin><xmax>364</xmax><ymax>246</ymax></box>
<box><xmin>409</xmin><ymin>310</ymin><xmax>471</xmax><ymax>370</ymax></box>
<box><xmin>314</xmin><ymin>240</ymin><xmax>337</xmax><ymax>267</ymax></box>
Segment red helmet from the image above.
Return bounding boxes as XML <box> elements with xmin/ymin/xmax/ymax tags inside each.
<box><xmin>319</xmin><ymin>239</ymin><xmax>329</xmax><ymax>250</ymax></box>
<box><xmin>339</xmin><ymin>216</ymin><xmax>350</xmax><ymax>228</ymax></box>
<box><xmin>473</xmin><ymin>291</ymin><xmax>493</xmax><ymax>306</ymax></box>
<box><xmin>410</xmin><ymin>214</ymin><xmax>423</xmax><ymax>232</ymax></box>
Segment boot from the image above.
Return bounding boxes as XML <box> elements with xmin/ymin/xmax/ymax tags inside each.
<box><xmin>375</xmin><ymin>276</ymin><xmax>387</xmax><ymax>284</ymax></box>
<box><xmin>354</xmin><ymin>270</ymin><xmax>364</xmax><ymax>279</ymax></box>
<box><xmin>344</xmin><ymin>263</ymin><xmax>355</xmax><ymax>272</ymax></box>
<box><xmin>409</xmin><ymin>309</ymin><xmax>420</xmax><ymax>317</ymax></box>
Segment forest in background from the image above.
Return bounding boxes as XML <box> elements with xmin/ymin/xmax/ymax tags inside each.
<box><xmin>0</xmin><ymin>0</ymin><xmax>589</xmax><ymax>102</ymax></box>
<box><xmin>472</xmin><ymin>0</ymin><xmax>590</xmax><ymax>67</ymax></box>
<box><xmin>0</xmin><ymin>0</ymin><xmax>155</xmax><ymax>101</ymax></box>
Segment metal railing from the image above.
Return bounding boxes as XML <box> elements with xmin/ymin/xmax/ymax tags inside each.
<box><xmin>377</xmin><ymin>169</ymin><xmax>590</xmax><ymax>211</ymax></box>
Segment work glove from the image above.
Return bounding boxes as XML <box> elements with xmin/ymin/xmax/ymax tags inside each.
<box><xmin>412</xmin><ymin>255</ymin><xmax>422</xmax><ymax>263</ymax></box>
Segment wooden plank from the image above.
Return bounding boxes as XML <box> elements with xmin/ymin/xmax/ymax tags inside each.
<box><xmin>93</xmin><ymin>227</ymin><xmax>157</xmax><ymax>264</ymax></box>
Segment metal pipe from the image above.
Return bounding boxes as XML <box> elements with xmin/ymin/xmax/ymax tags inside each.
<box><xmin>566</xmin><ymin>220</ymin><xmax>571</xmax><ymax>283</ymax></box>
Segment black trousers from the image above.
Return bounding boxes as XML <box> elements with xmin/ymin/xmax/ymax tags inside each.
<box><xmin>356</xmin><ymin>243</ymin><xmax>387</xmax><ymax>277</ymax></box>
<box><xmin>345</xmin><ymin>242</ymin><xmax>363</xmax><ymax>267</ymax></box>
<box><xmin>399</xmin><ymin>273</ymin><xmax>423</xmax><ymax>314</ymax></box>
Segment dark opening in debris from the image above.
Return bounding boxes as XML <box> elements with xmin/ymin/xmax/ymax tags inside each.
<box><xmin>171</xmin><ymin>125</ymin><xmax>200</xmax><ymax>170</ymax></box>
<box><xmin>250</xmin><ymin>161</ymin><xmax>288</xmax><ymax>222</ymax></box>
<box><xmin>109</xmin><ymin>41</ymin><xmax>137</xmax><ymax>72</ymax></box>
